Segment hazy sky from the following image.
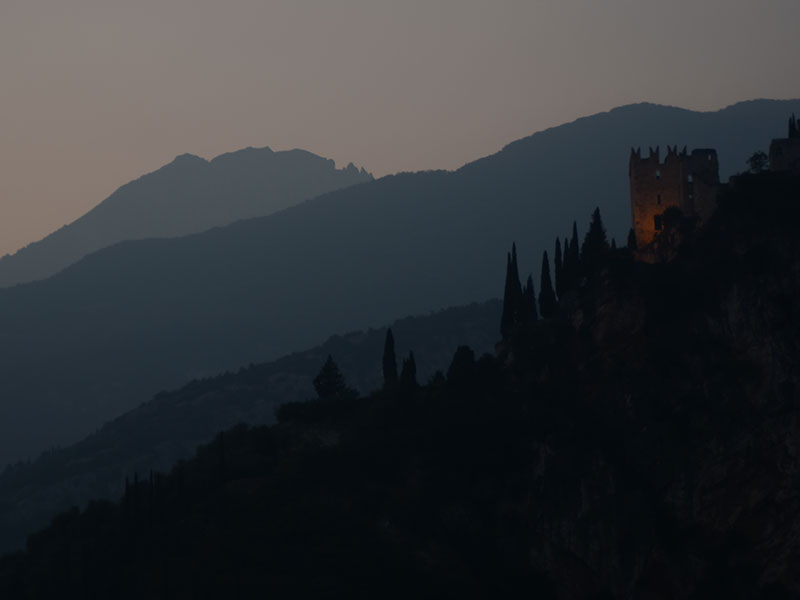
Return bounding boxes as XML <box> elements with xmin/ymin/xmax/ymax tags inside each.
<box><xmin>1</xmin><ymin>0</ymin><xmax>799</xmax><ymax>256</ymax></box>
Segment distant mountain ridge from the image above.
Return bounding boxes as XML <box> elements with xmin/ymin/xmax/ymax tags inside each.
<box><xmin>0</xmin><ymin>300</ymin><xmax>500</xmax><ymax>555</ymax></box>
<box><xmin>0</xmin><ymin>98</ymin><xmax>798</xmax><ymax>468</ymax></box>
<box><xmin>0</xmin><ymin>147</ymin><xmax>372</xmax><ymax>287</ymax></box>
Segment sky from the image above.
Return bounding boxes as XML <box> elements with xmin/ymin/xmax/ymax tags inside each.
<box><xmin>0</xmin><ymin>0</ymin><xmax>799</xmax><ymax>257</ymax></box>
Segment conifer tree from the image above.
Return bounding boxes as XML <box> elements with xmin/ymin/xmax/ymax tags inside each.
<box><xmin>447</xmin><ymin>345</ymin><xmax>475</xmax><ymax>385</ymax></box>
<box><xmin>554</xmin><ymin>237</ymin><xmax>563</xmax><ymax>298</ymax></box>
<box><xmin>382</xmin><ymin>328</ymin><xmax>398</xmax><ymax>388</ymax></box>
<box><xmin>611</xmin><ymin>238</ymin><xmax>617</xmax><ymax>250</ymax></box>
<box><xmin>570</xmin><ymin>221</ymin><xmax>580</xmax><ymax>265</ymax></box>
<box><xmin>561</xmin><ymin>223</ymin><xmax>580</xmax><ymax>292</ymax></box>
<box><xmin>313</xmin><ymin>355</ymin><xmax>349</xmax><ymax>400</ymax></box>
<box><xmin>627</xmin><ymin>228</ymin><xmax>638</xmax><ymax>251</ymax></box>
<box><xmin>538</xmin><ymin>251</ymin><xmax>557</xmax><ymax>318</ymax></box>
<box><xmin>400</xmin><ymin>352</ymin><xmax>417</xmax><ymax>388</ymax></box>
<box><xmin>500</xmin><ymin>243</ymin><xmax>523</xmax><ymax>338</ymax></box>
<box><xmin>581</xmin><ymin>207</ymin><xmax>610</xmax><ymax>274</ymax></box>
<box><xmin>523</xmin><ymin>274</ymin><xmax>538</xmax><ymax>323</ymax></box>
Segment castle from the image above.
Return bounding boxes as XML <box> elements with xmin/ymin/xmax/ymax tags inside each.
<box><xmin>629</xmin><ymin>145</ymin><xmax>720</xmax><ymax>248</ymax></box>
<box><xmin>769</xmin><ymin>113</ymin><xmax>800</xmax><ymax>173</ymax></box>
<box><xmin>629</xmin><ymin>114</ymin><xmax>799</xmax><ymax>259</ymax></box>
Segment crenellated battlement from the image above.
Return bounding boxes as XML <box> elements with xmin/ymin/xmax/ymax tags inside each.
<box><xmin>629</xmin><ymin>146</ymin><xmax>719</xmax><ymax>251</ymax></box>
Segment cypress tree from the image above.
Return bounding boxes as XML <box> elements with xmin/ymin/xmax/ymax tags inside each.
<box><xmin>570</xmin><ymin>221</ymin><xmax>580</xmax><ymax>265</ymax></box>
<box><xmin>382</xmin><ymin>328</ymin><xmax>398</xmax><ymax>388</ymax></box>
<box><xmin>627</xmin><ymin>228</ymin><xmax>638</xmax><ymax>251</ymax></box>
<box><xmin>400</xmin><ymin>352</ymin><xmax>417</xmax><ymax>388</ymax></box>
<box><xmin>568</xmin><ymin>222</ymin><xmax>580</xmax><ymax>282</ymax></box>
<box><xmin>554</xmin><ymin>237</ymin><xmax>563</xmax><ymax>298</ymax></box>
<box><xmin>523</xmin><ymin>274</ymin><xmax>538</xmax><ymax>323</ymax></box>
<box><xmin>581</xmin><ymin>207</ymin><xmax>609</xmax><ymax>274</ymax></box>
<box><xmin>538</xmin><ymin>251</ymin><xmax>557</xmax><ymax>318</ymax></box>
<box><xmin>561</xmin><ymin>223</ymin><xmax>580</xmax><ymax>292</ymax></box>
<box><xmin>500</xmin><ymin>243</ymin><xmax>523</xmax><ymax>339</ymax></box>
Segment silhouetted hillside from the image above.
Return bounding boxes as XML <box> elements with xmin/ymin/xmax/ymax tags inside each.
<box><xmin>0</xmin><ymin>99</ymin><xmax>798</xmax><ymax>468</ymax></box>
<box><xmin>2</xmin><ymin>172</ymin><xmax>797</xmax><ymax>599</ymax></box>
<box><xmin>0</xmin><ymin>301</ymin><xmax>499</xmax><ymax>555</ymax></box>
<box><xmin>0</xmin><ymin>147</ymin><xmax>372</xmax><ymax>287</ymax></box>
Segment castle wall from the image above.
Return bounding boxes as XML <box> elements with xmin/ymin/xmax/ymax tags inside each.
<box><xmin>769</xmin><ymin>138</ymin><xmax>800</xmax><ymax>173</ymax></box>
<box><xmin>629</xmin><ymin>147</ymin><xmax>687</xmax><ymax>247</ymax></box>
<box><xmin>686</xmin><ymin>149</ymin><xmax>720</xmax><ymax>223</ymax></box>
<box><xmin>630</xmin><ymin>147</ymin><xmax>719</xmax><ymax>248</ymax></box>
<box><xmin>768</xmin><ymin>114</ymin><xmax>800</xmax><ymax>173</ymax></box>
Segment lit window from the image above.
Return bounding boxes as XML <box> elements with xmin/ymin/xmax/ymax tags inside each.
<box><xmin>687</xmin><ymin>174</ymin><xmax>693</xmax><ymax>183</ymax></box>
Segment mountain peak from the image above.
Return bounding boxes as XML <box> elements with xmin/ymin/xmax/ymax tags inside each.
<box><xmin>171</xmin><ymin>153</ymin><xmax>208</xmax><ymax>165</ymax></box>
<box><xmin>0</xmin><ymin>146</ymin><xmax>374</xmax><ymax>289</ymax></box>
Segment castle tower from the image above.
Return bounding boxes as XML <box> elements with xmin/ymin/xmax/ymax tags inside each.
<box><xmin>769</xmin><ymin>114</ymin><xmax>800</xmax><ymax>173</ymax></box>
<box><xmin>629</xmin><ymin>146</ymin><xmax>719</xmax><ymax>248</ymax></box>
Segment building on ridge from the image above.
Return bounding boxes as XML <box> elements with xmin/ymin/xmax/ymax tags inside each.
<box><xmin>769</xmin><ymin>114</ymin><xmax>800</xmax><ymax>173</ymax></box>
<box><xmin>629</xmin><ymin>145</ymin><xmax>720</xmax><ymax>250</ymax></box>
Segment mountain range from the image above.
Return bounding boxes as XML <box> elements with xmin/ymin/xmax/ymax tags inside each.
<box><xmin>0</xmin><ymin>99</ymin><xmax>798</xmax><ymax>468</ymax></box>
<box><xmin>0</xmin><ymin>300</ymin><xmax>500</xmax><ymax>555</ymax></box>
<box><xmin>0</xmin><ymin>147</ymin><xmax>372</xmax><ymax>287</ymax></box>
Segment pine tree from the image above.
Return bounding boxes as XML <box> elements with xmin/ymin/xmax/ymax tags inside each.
<box><xmin>627</xmin><ymin>228</ymin><xmax>638</xmax><ymax>251</ymax></box>
<box><xmin>382</xmin><ymin>328</ymin><xmax>398</xmax><ymax>388</ymax></box>
<box><xmin>500</xmin><ymin>243</ymin><xmax>523</xmax><ymax>339</ymax></box>
<box><xmin>400</xmin><ymin>352</ymin><xmax>417</xmax><ymax>388</ymax></box>
<box><xmin>554</xmin><ymin>237</ymin><xmax>563</xmax><ymax>298</ymax></box>
<box><xmin>538</xmin><ymin>251</ymin><xmax>557</xmax><ymax>318</ymax></box>
<box><xmin>313</xmin><ymin>355</ymin><xmax>349</xmax><ymax>400</ymax></box>
<box><xmin>581</xmin><ymin>207</ymin><xmax>610</xmax><ymax>274</ymax></box>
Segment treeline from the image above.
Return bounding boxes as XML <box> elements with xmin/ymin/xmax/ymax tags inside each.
<box><xmin>501</xmin><ymin>207</ymin><xmax>628</xmax><ymax>340</ymax></box>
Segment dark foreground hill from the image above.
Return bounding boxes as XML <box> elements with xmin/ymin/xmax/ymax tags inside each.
<box><xmin>1</xmin><ymin>173</ymin><xmax>797</xmax><ymax>599</ymax></box>
<box><xmin>0</xmin><ymin>99</ymin><xmax>798</xmax><ymax>468</ymax></box>
<box><xmin>0</xmin><ymin>147</ymin><xmax>372</xmax><ymax>287</ymax></box>
<box><xmin>0</xmin><ymin>301</ymin><xmax>499</xmax><ymax>556</ymax></box>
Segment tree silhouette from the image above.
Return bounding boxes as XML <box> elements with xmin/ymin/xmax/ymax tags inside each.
<box><xmin>523</xmin><ymin>274</ymin><xmax>538</xmax><ymax>324</ymax></box>
<box><xmin>581</xmin><ymin>207</ymin><xmax>610</xmax><ymax>274</ymax></box>
<box><xmin>746</xmin><ymin>151</ymin><xmax>768</xmax><ymax>173</ymax></box>
<box><xmin>500</xmin><ymin>243</ymin><xmax>523</xmax><ymax>339</ymax></box>
<box><xmin>400</xmin><ymin>352</ymin><xmax>417</xmax><ymax>388</ymax></box>
<box><xmin>627</xmin><ymin>228</ymin><xmax>638</xmax><ymax>251</ymax></box>
<box><xmin>538</xmin><ymin>251</ymin><xmax>557</xmax><ymax>318</ymax></box>
<box><xmin>313</xmin><ymin>355</ymin><xmax>350</xmax><ymax>400</ymax></box>
<box><xmin>382</xmin><ymin>329</ymin><xmax>398</xmax><ymax>388</ymax></box>
<box><xmin>561</xmin><ymin>223</ymin><xmax>581</xmax><ymax>292</ymax></box>
<box><xmin>554</xmin><ymin>237</ymin><xmax>563</xmax><ymax>298</ymax></box>
<box><xmin>570</xmin><ymin>221</ymin><xmax>580</xmax><ymax>266</ymax></box>
<box><xmin>447</xmin><ymin>345</ymin><xmax>475</xmax><ymax>385</ymax></box>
